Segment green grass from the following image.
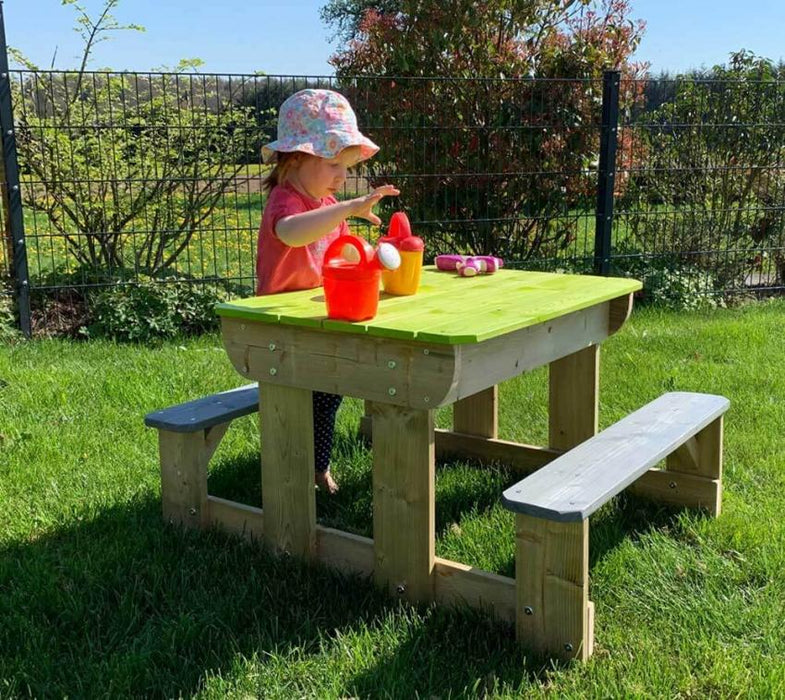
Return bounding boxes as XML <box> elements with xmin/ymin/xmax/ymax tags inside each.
<box><xmin>16</xmin><ymin>179</ymin><xmax>376</xmax><ymax>282</ymax></box>
<box><xmin>1</xmin><ymin>302</ymin><xmax>785</xmax><ymax>697</ymax></box>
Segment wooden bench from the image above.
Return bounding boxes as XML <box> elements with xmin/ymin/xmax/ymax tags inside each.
<box><xmin>501</xmin><ymin>391</ymin><xmax>729</xmax><ymax>662</ymax></box>
<box><xmin>144</xmin><ymin>384</ymin><xmax>259</xmax><ymax>527</ymax></box>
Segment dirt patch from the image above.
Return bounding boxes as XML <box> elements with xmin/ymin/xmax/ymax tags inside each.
<box><xmin>31</xmin><ymin>290</ymin><xmax>91</xmax><ymax>338</ymax></box>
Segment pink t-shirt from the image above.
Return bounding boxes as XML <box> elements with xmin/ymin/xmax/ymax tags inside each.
<box><xmin>256</xmin><ymin>182</ymin><xmax>349</xmax><ymax>295</ymax></box>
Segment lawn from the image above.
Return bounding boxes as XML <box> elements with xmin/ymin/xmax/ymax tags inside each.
<box><xmin>1</xmin><ymin>301</ymin><xmax>784</xmax><ymax>697</ymax></box>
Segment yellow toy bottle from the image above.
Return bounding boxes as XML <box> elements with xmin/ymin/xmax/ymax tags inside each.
<box><xmin>380</xmin><ymin>212</ymin><xmax>424</xmax><ymax>296</ymax></box>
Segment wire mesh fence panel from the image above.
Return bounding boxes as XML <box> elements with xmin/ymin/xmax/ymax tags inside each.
<box><xmin>4</xmin><ymin>67</ymin><xmax>785</xmax><ymax>326</ymax></box>
<box><xmin>342</xmin><ymin>74</ymin><xmax>604</xmax><ymax>272</ymax></box>
<box><xmin>616</xmin><ymin>69</ymin><xmax>785</xmax><ymax>298</ymax></box>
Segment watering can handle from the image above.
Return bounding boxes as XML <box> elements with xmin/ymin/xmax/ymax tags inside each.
<box><xmin>324</xmin><ymin>235</ymin><xmax>374</xmax><ymax>270</ymax></box>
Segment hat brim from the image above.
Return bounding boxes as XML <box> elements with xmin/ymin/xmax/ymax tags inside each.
<box><xmin>262</xmin><ymin>134</ymin><xmax>379</xmax><ymax>164</ymax></box>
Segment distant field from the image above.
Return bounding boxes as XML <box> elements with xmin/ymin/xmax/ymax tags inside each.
<box><xmin>14</xmin><ymin>171</ymin><xmax>376</xmax><ymax>284</ymax></box>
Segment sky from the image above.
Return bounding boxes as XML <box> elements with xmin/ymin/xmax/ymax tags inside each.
<box><xmin>5</xmin><ymin>0</ymin><xmax>785</xmax><ymax>76</ymax></box>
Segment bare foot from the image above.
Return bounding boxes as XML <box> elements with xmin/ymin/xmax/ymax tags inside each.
<box><xmin>315</xmin><ymin>470</ymin><xmax>339</xmax><ymax>494</ymax></box>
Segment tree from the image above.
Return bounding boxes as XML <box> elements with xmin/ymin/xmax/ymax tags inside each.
<box><xmin>324</xmin><ymin>0</ymin><xmax>646</xmax><ymax>260</ymax></box>
<box><xmin>11</xmin><ymin>0</ymin><xmax>261</xmax><ymax>279</ymax></box>
<box><xmin>623</xmin><ymin>51</ymin><xmax>785</xmax><ymax>286</ymax></box>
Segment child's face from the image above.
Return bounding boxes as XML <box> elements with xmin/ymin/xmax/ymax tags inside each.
<box><xmin>292</xmin><ymin>147</ymin><xmax>362</xmax><ymax>200</ymax></box>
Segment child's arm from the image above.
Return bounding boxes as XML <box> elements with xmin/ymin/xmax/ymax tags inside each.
<box><xmin>276</xmin><ymin>185</ymin><xmax>400</xmax><ymax>247</ymax></box>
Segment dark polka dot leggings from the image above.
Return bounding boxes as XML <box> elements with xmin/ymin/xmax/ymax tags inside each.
<box><xmin>312</xmin><ymin>391</ymin><xmax>342</xmax><ymax>474</ymax></box>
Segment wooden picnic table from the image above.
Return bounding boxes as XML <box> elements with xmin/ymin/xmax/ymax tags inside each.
<box><xmin>214</xmin><ymin>267</ymin><xmax>642</xmax><ymax>623</ymax></box>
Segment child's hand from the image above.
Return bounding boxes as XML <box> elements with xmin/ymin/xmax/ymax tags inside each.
<box><xmin>349</xmin><ymin>185</ymin><xmax>400</xmax><ymax>225</ymax></box>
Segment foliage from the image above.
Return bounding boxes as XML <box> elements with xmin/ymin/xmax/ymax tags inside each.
<box><xmin>88</xmin><ymin>277</ymin><xmax>229</xmax><ymax>342</ymax></box>
<box><xmin>326</xmin><ymin>0</ymin><xmax>647</xmax><ymax>259</ymax></box>
<box><xmin>11</xmin><ymin>1</ymin><xmax>261</xmax><ymax>278</ymax></box>
<box><xmin>641</xmin><ymin>267</ymin><xmax>723</xmax><ymax>310</ymax></box>
<box><xmin>0</xmin><ymin>279</ymin><xmax>20</xmax><ymax>342</ymax></box>
<box><xmin>623</xmin><ymin>51</ymin><xmax>785</xmax><ymax>286</ymax></box>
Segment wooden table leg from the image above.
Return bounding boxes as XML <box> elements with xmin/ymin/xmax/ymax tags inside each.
<box><xmin>370</xmin><ymin>401</ymin><xmax>435</xmax><ymax>602</ymax></box>
<box><xmin>515</xmin><ymin>514</ymin><xmax>591</xmax><ymax>661</ymax></box>
<box><xmin>453</xmin><ymin>386</ymin><xmax>498</xmax><ymax>438</ymax></box>
<box><xmin>549</xmin><ymin>345</ymin><xmax>599</xmax><ymax>450</ymax></box>
<box><xmin>259</xmin><ymin>384</ymin><xmax>316</xmax><ymax>559</ymax></box>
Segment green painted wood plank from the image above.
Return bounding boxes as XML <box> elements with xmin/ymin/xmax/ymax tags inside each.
<box><xmin>215</xmin><ymin>268</ymin><xmax>642</xmax><ymax>344</ymax></box>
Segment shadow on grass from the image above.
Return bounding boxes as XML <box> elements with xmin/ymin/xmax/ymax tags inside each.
<box><xmin>8</xmin><ymin>430</ymin><xmax>696</xmax><ymax>696</ymax></box>
<box><xmin>0</xmin><ymin>495</ymin><xmax>543</xmax><ymax>697</ymax></box>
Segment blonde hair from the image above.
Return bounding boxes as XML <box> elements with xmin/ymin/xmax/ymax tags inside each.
<box><xmin>262</xmin><ymin>151</ymin><xmax>305</xmax><ymax>194</ymax></box>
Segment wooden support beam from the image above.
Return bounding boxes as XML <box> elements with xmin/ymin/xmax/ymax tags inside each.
<box><xmin>370</xmin><ymin>401</ymin><xmax>435</xmax><ymax>602</ymax></box>
<box><xmin>629</xmin><ymin>470</ymin><xmax>721</xmax><ymax>512</ymax></box>
<box><xmin>317</xmin><ymin>526</ymin><xmax>375</xmax><ymax>576</ymax></box>
<box><xmin>433</xmin><ymin>557</ymin><xmax>516</xmax><ymax>624</ymax></box>
<box><xmin>206</xmin><ymin>495</ymin><xmax>518</xmax><ymax>624</ymax></box>
<box><xmin>207</xmin><ymin>494</ymin><xmax>265</xmax><ymax>539</ymax></box>
<box><xmin>259</xmin><ymin>384</ymin><xmax>316</xmax><ymax>558</ymax></box>
<box><xmin>158</xmin><ymin>423</ymin><xmax>228</xmax><ymax>528</ymax></box>
<box><xmin>515</xmin><ymin>514</ymin><xmax>592</xmax><ymax>661</ymax></box>
<box><xmin>453</xmin><ymin>386</ymin><xmax>498</xmax><ymax>438</ymax></box>
<box><xmin>664</xmin><ymin>416</ymin><xmax>723</xmax><ymax>515</ymax></box>
<box><xmin>549</xmin><ymin>345</ymin><xmax>599</xmax><ymax>451</ymax></box>
<box><xmin>359</xmin><ymin>417</ymin><xmax>563</xmax><ymax>473</ymax></box>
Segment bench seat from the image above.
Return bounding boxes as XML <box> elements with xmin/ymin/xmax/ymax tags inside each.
<box><xmin>144</xmin><ymin>383</ymin><xmax>260</xmax><ymax>528</ymax></box>
<box><xmin>144</xmin><ymin>383</ymin><xmax>258</xmax><ymax>433</ymax></box>
<box><xmin>500</xmin><ymin>391</ymin><xmax>729</xmax><ymax>662</ymax></box>
<box><xmin>502</xmin><ymin>391</ymin><xmax>730</xmax><ymax>522</ymax></box>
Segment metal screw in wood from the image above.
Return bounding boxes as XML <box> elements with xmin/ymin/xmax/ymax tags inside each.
<box><xmin>388</xmin><ymin>387</ymin><xmax>396</xmax><ymax>396</ymax></box>
<box><xmin>564</xmin><ymin>643</ymin><xmax>573</xmax><ymax>652</ymax></box>
<box><xmin>524</xmin><ymin>606</ymin><xmax>534</xmax><ymax>615</ymax></box>
<box><xmin>396</xmin><ymin>584</ymin><xmax>406</xmax><ymax>595</ymax></box>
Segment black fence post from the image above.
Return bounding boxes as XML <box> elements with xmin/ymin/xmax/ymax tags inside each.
<box><xmin>0</xmin><ymin>1</ymin><xmax>30</xmax><ymax>337</ymax></box>
<box><xmin>594</xmin><ymin>70</ymin><xmax>620</xmax><ymax>276</ymax></box>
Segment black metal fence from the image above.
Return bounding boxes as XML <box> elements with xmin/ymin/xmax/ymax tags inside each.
<box><xmin>2</xmin><ymin>60</ymin><xmax>785</xmax><ymax>335</ymax></box>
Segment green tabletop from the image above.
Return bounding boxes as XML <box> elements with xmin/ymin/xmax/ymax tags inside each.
<box><xmin>215</xmin><ymin>268</ymin><xmax>642</xmax><ymax>345</ymax></box>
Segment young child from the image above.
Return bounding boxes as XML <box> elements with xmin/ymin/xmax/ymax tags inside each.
<box><xmin>257</xmin><ymin>89</ymin><xmax>399</xmax><ymax>494</ymax></box>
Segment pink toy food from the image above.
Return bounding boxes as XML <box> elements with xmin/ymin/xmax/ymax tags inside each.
<box><xmin>436</xmin><ymin>254</ymin><xmax>504</xmax><ymax>276</ymax></box>
<box><xmin>435</xmin><ymin>254</ymin><xmax>466</xmax><ymax>271</ymax></box>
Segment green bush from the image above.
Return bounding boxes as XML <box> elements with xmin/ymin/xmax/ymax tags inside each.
<box><xmin>623</xmin><ymin>51</ymin><xmax>785</xmax><ymax>285</ymax></box>
<box><xmin>89</xmin><ymin>278</ymin><xmax>230</xmax><ymax>342</ymax></box>
<box><xmin>0</xmin><ymin>286</ymin><xmax>20</xmax><ymax>342</ymax></box>
<box><xmin>642</xmin><ymin>268</ymin><xmax>724</xmax><ymax>311</ymax></box>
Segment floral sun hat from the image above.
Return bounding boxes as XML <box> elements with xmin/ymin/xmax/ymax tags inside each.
<box><xmin>262</xmin><ymin>89</ymin><xmax>379</xmax><ymax>164</ymax></box>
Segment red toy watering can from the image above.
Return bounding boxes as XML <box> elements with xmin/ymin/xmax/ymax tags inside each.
<box><xmin>322</xmin><ymin>235</ymin><xmax>400</xmax><ymax>321</ymax></box>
